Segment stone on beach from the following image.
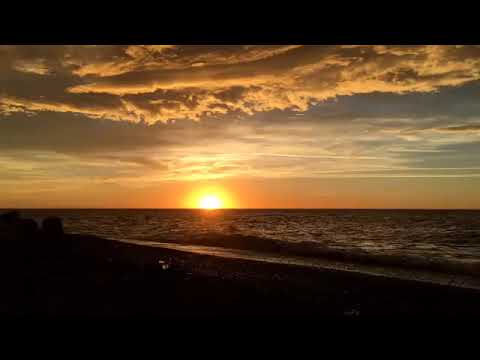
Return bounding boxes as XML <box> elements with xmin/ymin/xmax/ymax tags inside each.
<box><xmin>0</xmin><ymin>211</ymin><xmax>20</xmax><ymax>225</ymax></box>
<box><xmin>17</xmin><ymin>218</ymin><xmax>39</xmax><ymax>238</ymax></box>
<box><xmin>1</xmin><ymin>211</ymin><xmax>38</xmax><ymax>241</ymax></box>
<box><xmin>42</xmin><ymin>217</ymin><xmax>64</xmax><ymax>238</ymax></box>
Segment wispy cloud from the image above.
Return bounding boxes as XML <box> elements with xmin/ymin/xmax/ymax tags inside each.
<box><xmin>436</xmin><ymin>124</ymin><xmax>480</xmax><ymax>132</ymax></box>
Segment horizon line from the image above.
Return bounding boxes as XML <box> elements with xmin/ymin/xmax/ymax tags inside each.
<box><xmin>3</xmin><ymin>207</ymin><xmax>480</xmax><ymax>211</ymax></box>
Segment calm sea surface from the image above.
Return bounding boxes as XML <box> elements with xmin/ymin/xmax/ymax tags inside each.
<box><xmin>15</xmin><ymin>209</ymin><xmax>480</xmax><ymax>274</ymax></box>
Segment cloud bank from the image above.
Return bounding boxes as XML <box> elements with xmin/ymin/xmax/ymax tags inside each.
<box><xmin>2</xmin><ymin>45</ymin><xmax>480</xmax><ymax>123</ymax></box>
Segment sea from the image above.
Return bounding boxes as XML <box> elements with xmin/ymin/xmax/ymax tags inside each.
<box><xmin>14</xmin><ymin>209</ymin><xmax>480</xmax><ymax>279</ymax></box>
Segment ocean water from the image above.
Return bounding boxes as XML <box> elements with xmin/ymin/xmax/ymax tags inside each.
<box><xmin>16</xmin><ymin>209</ymin><xmax>480</xmax><ymax>276</ymax></box>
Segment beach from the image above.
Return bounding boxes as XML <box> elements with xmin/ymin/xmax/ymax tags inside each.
<box><xmin>2</xmin><ymin>213</ymin><xmax>480</xmax><ymax>319</ymax></box>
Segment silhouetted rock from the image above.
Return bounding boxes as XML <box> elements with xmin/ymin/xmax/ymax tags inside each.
<box><xmin>42</xmin><ymin>217</ymin><xmax>64</xmax><ymax>238</ymax></box>
<box><xmin>17</xmin><ymin>218</ymin><xmax>38</xmax><ymax>239</ymax></box>
<box><xmin>0</xmin><ymin>211</ymin><xmax>20</xmax><ymax>225</ymax></box>
<box><xmin>1</xmin><ymin>211</ymin><xmax>22</xmax><ymax>242</ymax></box>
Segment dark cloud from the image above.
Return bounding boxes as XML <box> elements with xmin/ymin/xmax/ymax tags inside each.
<box><xmin>0</xmin><ymin>112</ymin><xmax>169</xmax><ymax>153</ymax></box>
<box><xmin>300</xmin><ymin>80</ymin><xmax>480</xmax><ymax>123</ymax></box>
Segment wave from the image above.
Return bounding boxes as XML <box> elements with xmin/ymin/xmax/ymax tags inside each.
<box><xmin>134</xmin><ymin>232</ymin><xmax>480</xmax><ymax>278</ymax></box>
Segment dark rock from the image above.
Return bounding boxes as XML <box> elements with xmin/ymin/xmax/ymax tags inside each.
<box><xmin>1</xmin><ymin>211</ymin><xmax>22</xmax><ymax>242</ymax></box>
<box><xmin>0</xmin><ymin>211</ymin><xmax>20</xmax><ymax>225</ymax></box>
<box><xmin>17</xmin><ymin>218</ymin><xmax>39</xmax><ymax>239</ymax></box>
<box><xmin>42</xmin><ymin>217</ymin><xmax>64</xmax><ymax>238</ymax></box>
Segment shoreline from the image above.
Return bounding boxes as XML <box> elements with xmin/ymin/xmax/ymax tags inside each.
<box><xmin>62</xmin><ymin>233</ymin><xmax>480</xmax><ymax>319</ymax></box>
<box><xmin>128</xmin><ymin>240</ymin><xmax>480</xmax><ymax>291</ymax></box>
<box><xmin>16</xmin><ymin>208</ymin><xmax>480</xmax><ymax>278</ymax></box>
<box><xmin>2</xmin><ymin>210</ymin><xmax>480</xmax><ymax>319</ymax></box>
<box><xmin>89</xmin><ymin>233</ymin><xmax>480</xmax><ymax>290</ymax></box>
<box><xmin>78</xmin><ymin>234</ymin><xmax>480</xmax><ymax>290</ymax></box>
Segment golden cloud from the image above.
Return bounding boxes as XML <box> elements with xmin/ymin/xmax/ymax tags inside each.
<box><xmin>2</xmin><ymin>45</ymin><xmax>480</xmax><ymax>124</ymax></box>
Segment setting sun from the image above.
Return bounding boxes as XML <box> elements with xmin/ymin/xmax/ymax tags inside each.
<box><xmin>185</xmin><ymin>186</ymin><xmax>234</xmax><ymax>209</ymax></box>
<box><xmin>199</xmin><ymin>195</ymin><xmax>222</xmax><ymax>209</ymax></box>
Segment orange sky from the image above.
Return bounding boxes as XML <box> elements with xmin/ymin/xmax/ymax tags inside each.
<box><xmin>3</xmin><ymin>177</ymin><xmax>480</xmax><ymax>209</ymax></box>
<box><xmin>2</xmin><ymin>45</ymin><xmax>480</xmax><ymax>209</ymax></box>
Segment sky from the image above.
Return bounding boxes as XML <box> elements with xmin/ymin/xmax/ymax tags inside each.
<box><xmin>1</xmin><ymin>45</ymin><xmax>480</xmax><ymax>209</ymax></box>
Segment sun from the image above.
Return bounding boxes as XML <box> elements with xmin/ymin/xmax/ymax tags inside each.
<box><xmin>199</xmin><ymin>195</ymin><xmax>222</xmax><ymax>210</ymax></box>
<box><xmin>186</xmin><ymin>187</ymin><xmax>233</xmax><ymax>209</ymax></box>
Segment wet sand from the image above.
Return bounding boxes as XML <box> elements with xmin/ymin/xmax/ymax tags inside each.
<box><xmin>2</xmin><ymin>230</ymin><xmax>480</xmax><ymax>320</ymax></box>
